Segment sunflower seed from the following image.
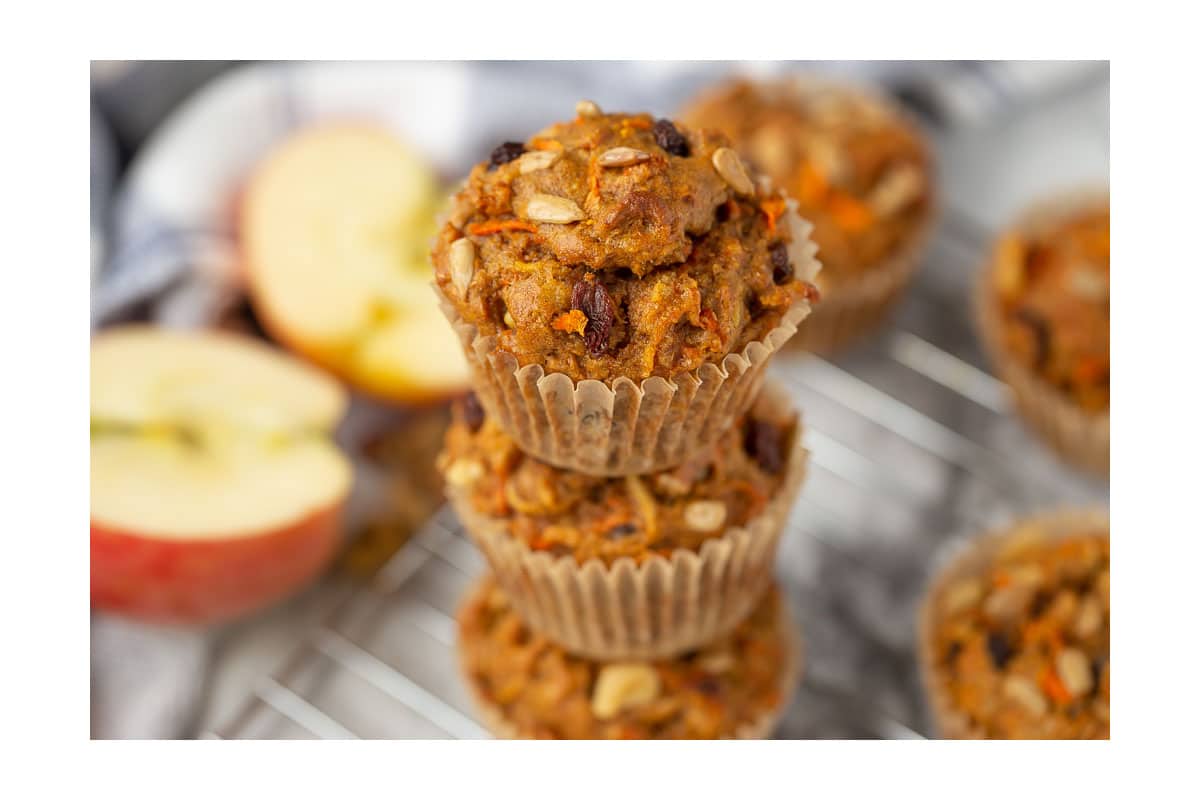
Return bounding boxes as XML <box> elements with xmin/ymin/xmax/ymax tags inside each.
<box><xmin>1003</xmin><ymin>675</ymin><xmax>1047</xmax><ymax>716</ymax></box>
<box><xmin>518</xmin><ymin>150</ymin><xmax>559</xmax><ymax>175</ymax></box>
<box><xmin>1056</xmin><ymin>648</ymin><xmax>1094</xmax><ymax>698</ymax></box>
<box><xmin>449</xmin><ymin>238</ymin><xmax>475</xmax><ymax>296</ymax></box>
<box><xmin>591</xmin><ymin>663</ymin><xmax>660</xmax><ymax>719</ymax></box>
<box><xmin>598</xmin><ymin>147</ymin><xmax>651</xmax><ymax>168</ymax></box>
<box><xmin>869</xmin><ymin>163</ymin><xmax>923</xmax><ymax>216</ymax></box>
<box><xmin>523</xmin><ymin>193</ymin><xmax>585</xmax><ymax>224</ymax></box>
<box><xmin>684</xmin><ymin>500</ymin><xmax>727</xmax><ymax>532</ymax></box>
<box><xmin>712</xmin><ymin>147</ymin><xmax>754</xmax><ymax>196</ymax></box>
<box><xmin>444</xmin><ymin>458</ymin><xmax>485</xmax><ymax>488</ymax></box>
<box><xmin>576</xmin><ymin>99</ymin><xmax>602</xmax><ymax>118</ymax></box>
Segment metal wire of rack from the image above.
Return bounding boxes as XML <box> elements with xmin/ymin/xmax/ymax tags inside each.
<box><xmin>206</xmin><ymin>209</ymin><xmax>1107</xmax><ymax>740</ymax></box>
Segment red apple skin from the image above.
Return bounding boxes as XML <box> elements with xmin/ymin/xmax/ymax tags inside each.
<box><xmin>91</xmin><ymin>502</ymin><xmax>344</xmax><ymax>625</ymax></box>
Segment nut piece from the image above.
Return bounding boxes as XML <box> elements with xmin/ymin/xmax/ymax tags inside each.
<box><xmin>1055</xmin><ymin>647</ymin><xmax>1094</xmax><ymax>698</ymax></box>
<box><xmin>1072</xmin><ymin>595</ymin><xmax>1104</xmax><ymax>639</ymax></box>
<box><xmin>448</xmin><ymin>238</ymin><xmax>475</xmax><ymax>296</ymax></box>
<box><xmin>712</xmin><ymin>147</ymin><xmax>754</xmax><ymax>196</ymax></box>
<box><xmin>523</xmin><ymin>193</ymin><xmax>585</xmax><ymax>224</ymax></box>
<box><xmin>684</xmin><ymin>500</ymin><xmax>727</xmax><ymax>532</ymax></box>
<box><xmin>1003</xmin><ymin>675</ymin><xmax>1048</xmax><ymax>716</ymax></box>
<box><xmin>518</xmin><ymin>150</ymin><xmax>559</xmax><ymax>175</ymax></box>
<box><xmin>869</xmin><ymin>163</ymin><xmax>924</xmax><ymax>216</ymax></box>
<box><xmin>503</xmin><ymin>310</ymin><xmax>516</xmax><ymax>328</ymax></box>
<box><xmin>598</xmin><ymin>147</ymin><xmax>651</xmax><ymax>168</ymax></box>
<box><xmin>983</xmin><ymin>584</ymin><xmax>1034</xmax><ymax>625</ymax></box>
<box><xmin>696</xmin><ymin>651</ymin><xmax>736</xmax><ymax>675</ymax></box>
<box><xmin>591</xmin><ymin>663</ymin><xmax>661</xmax><ymax>720</ymax></box>
<box><xmin>444</xmin><ymin>458</ymin><xmax>485</xmax><ymax>489</ymax></box>
<box><xmin>941</xmin><ymin>578</ymin><xmax>984</xmax><ymax>616</ymax></box>
<box><xmin>576</xmin><ymin>99</ymin><xmax>602</xmax><ymax>118</ymax></box>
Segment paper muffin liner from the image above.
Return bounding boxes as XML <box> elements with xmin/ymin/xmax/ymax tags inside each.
<box><xmin>916</xmin><ymin>507</ymin><xmax>1109</xmax><ymax>739</ymax></box>
<box><xmin>449</xmin><ymin>382</ymin><xmax>807</xmax><ymax>661</ymax></box>
<box><xmin>974</xmin><ymin>190</ymin><xmax>1109</xmax><ymax>476</ymax></box>
<box><xmin>433</xmin><ymin>224</ymin><xmax>818</xmax><ymax>477</ymax></box>
<box><xmin>459</xmin><ymin>580</ymin><xmax>803</xmax><ymax>740</ymax></box>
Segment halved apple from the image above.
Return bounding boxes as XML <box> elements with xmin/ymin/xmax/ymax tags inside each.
<box><xmin>242</xmin><ymin>124</ymin><xmax>470</xmax><ymax>405</ymax></box>
<box><xmin>90</xmin><ymin>327</ymin><xmax>353</xmax><ymax>624</ymax></box>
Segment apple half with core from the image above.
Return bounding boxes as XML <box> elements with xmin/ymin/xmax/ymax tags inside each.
<box><xmin>243</xmin><ymin>124</ymin><xmax>470</xmax><ymax>404</ymax></box>
<box><xmin>91</xmin><ymin>327</ymin><xmax>353</xmax><ymax>624</ymax></box>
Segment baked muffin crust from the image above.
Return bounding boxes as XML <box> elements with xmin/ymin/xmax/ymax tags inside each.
<box><xmin>926</xmin><ymin>527</ymin><xmax>1109</xmax><ymax>739</ymax></box>
<box><xmin>681</xmin><ymin>78</ymin><xmax>933</xmax><ymax>289</ymax></box>
<box><xmin>433</xmin><ymin>104</ymin><xmax>818</xmax><ymax>382</ymax></box>
<box><xmin>437</xmin><ymin>391</ymin><xmax>797</xmax><ymax>565</ymax></box>
<box><xmin>458</xmin><ymin>577</ymin><xmax>794</xmax><ymax>739</ymax></box>
<box><xmin>988</xmin><ymin>201</ymin><xmax>1109</xmax><ymax>412</ymax></box>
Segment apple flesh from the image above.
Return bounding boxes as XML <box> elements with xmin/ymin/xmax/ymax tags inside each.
<box><xmin>242</xmin><ymin>124</ymin><xmax>470</xmax><ymax>405</ymax></box>
<box><xmin>91</xmin><ymin>327</ymin><xmax>353</xmax><ymax>624</ymax></box>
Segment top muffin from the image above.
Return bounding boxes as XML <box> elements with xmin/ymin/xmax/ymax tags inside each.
<box><xmin>432</xmin><ymin>102</ymin><xmax>819</xmax><ymax>383</ymax></box>
<box><xmin>987</xmin><ymin>198</ymin><xmax>1110</xmax><ymax>413</ymax></box>
<box><xmin>681</xmin><ymin>78</ymin><xmax>933</xmax><ymax>290</ymax></box>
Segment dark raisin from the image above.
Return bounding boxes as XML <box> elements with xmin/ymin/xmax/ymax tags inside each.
<box><xmin>680</xmin><ymin>649</ymin><xmax>701</xmax><ymax>662</ymax></box>
<box><xmin>460</xmin><ymin>392</ymin><xmax>485</xmax><ymax>433</ymax></box>
<box><xmin>744</xmin><ymin>418</ymin><xmax>785</xmax><ymax>474</ymax></box>
<box><xmin>653</xmin><ymin>119</ymin><xmax>689</xmax><ymax>157</ymax></box>
<box><xmin>1029</xmin><ymin>590</ymin><xmax>1052</xmax><ymax>618</ymax></box>
<box><xmin>605</xmin><ymin>523</ymin><xmax>637</xmax><ymax>540</ymax></box>
<box><xmin>986</xmin><ymin>631</ymin><xmax>1014</xmax><ymax>669</ymax></box>
<box><xmin>571</xmin><ymin>279</ymin><xmax>616</xmax><ymax>356</ymax></box>
<box><xmin>692</xmin><ymin>676</ymin><xmax>721</xmax><ymax>696</ymax></box>
<box><xmin>489</xmin><ymin>141</ymin><xmax>525</xmax><ymax>169</ymax></box>
<box><xmin>769</xmin><ymin>241</ymin><xmax>793</xmax><ymax>284</ymax></box>
<box><xmin>1012</xmin><ymin>307</ymin><xmax>1051</xmax><ymax>371</ymax></box>
<box><xmin>944</xmin><ymin>640</ymin><xmax>963</xmax><ymax>665</ymax></box>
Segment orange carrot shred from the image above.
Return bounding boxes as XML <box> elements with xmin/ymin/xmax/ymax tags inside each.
<box><xmin>551</xmin><ymin>309</ymin><xmax>588</xmax><ymax>336</ymax></box>
<box><xmin>1040</xmin><ymin>667</ymin><xmax>1072</xmax><ymax>705</ymax></box>
<box><xmin>828</xmin><ymin>191</ymin><xmax>874</xmax><ymax>233</ymax></box>
<box><xmin>760</xmin><ymin>196</ymin><xmax>788</xmax><ymax>233</ymax></box>
<box><xmin>467</xmin><ymin>219</ymin><xmax>538</xmax><ymax>236</ymax></box>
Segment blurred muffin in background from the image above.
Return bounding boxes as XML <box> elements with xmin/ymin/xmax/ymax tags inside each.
<box><xmin>439</xmin><ymin>381</ymin><xmax>807</xmax><ymax>660</ymax></box>
<box><xmin>457</xmin><ymin>576</ymin><xmax>800</xmax><ymax>739</ymax></box>
<box><xmin>977</xmin><ymin>192</ymin><xmax>1109</xmax><ymax>474</ymax></box>
<box><xmin>918</xmin><ymin>509</ymin><xmax>1109</xmax><ymax>739</ymax></box>
<box><xmin>681</xmin><ymin>76</ymin><xmax>935</xmax><ymax>353</ymax></box>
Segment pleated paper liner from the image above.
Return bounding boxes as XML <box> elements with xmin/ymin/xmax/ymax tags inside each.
<box><xmin>916</xmin><ymin>508</ymin><xmax>1109</xmax><ymax>739</ymax></box>
<box><xmin>449</xmin><ymin>382</ymin><xmax>807</xmax><ymax>661</ymax></box>
<box><xmin>974</xmin><ymin>189</ymin><xmax>1109</xmax><ymax>476</ymax></box>
<box><xmin>433</xmin><ymin>224</ymin><xmax>819</xmax><ymax>477</ymax></box>
<box><xmin>458</xmin><ymin>579</ymin><xmax>803</xmax><ymax>740</ymax></box>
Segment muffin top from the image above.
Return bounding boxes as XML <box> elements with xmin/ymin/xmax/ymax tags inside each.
<box><xmin>432</xmin><ymin>102</ymin><xmax>819</xmax><ymax>383</ymax></box>
<box><xmin>926</xmin><ymin>525</ymin><xmax>1109</xmax><ymax>739</ymax></box>
<box><xmin>988</xmin><ymin>199</ymin><xmax>1109</xmax><ymax>412</ymax></box>
<box><xmin>681</xmin><ymin>78</ymin><xmax>933</xmax><ymax>288</ymax></box>
<box><xmin>459</xmin><ymin>577</ymin><xmax>792</xmax><ymax>739</ymax></box>
<box><xmin>437</xmin><ymin>390</ymin><xmax>798</xmax><ymax>565</ymax></box>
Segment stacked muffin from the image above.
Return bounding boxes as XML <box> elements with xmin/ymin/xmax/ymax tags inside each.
<box><xmin>431</xmin><ymin>101</ymin><xmax>822</xmax><ymax>739</ymax></box>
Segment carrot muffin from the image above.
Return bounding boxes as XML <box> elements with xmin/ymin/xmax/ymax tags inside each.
<box><xmin>681</xmin><ymin>77</ymin><xmax>934</xmax><ymax>352</ymax></box>
<box><xmin>919</xmin><ymin>510</ymin><xmax>1109</xmax><ymax>739</ymax></box>
<box><xmin>439</xmin><ymin>382</ymin><xmax>806</xmax><ymax>659</ymax></box>
<box><xmin>978</xmin><ymin>193</ymin><xmax>1109</xmax><ymax>473</ymax></box>
<box><xmin>432</xmin><ymin>101</ymin><xmax>820</xmax><ymax>476</ymax></box>
<box><xmin>458</xmin><ymin>576</ymin><xmax>799</xmax><ymax>739</ymax></box>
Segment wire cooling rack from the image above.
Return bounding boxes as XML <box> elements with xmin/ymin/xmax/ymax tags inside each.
<box><xmin>206</xmin><ymin>210</ymin><xmax>1107</xmax><ymax>740</ymax></box>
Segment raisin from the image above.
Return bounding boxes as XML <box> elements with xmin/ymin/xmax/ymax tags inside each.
<box><xmin>605</xmin><ymin>522</ymin><xmax>637</xmax><ymax>540</ymax></box>
<box><xmin>744</xmin><ymin>417</ymin><xmax>785</xmax><ymax>474</ymax></box>
<box><xmin>571</xmin><ymin>278</ymin><xmax>615</xmax><ymax>356</ymax></box>
<box><xmin>944</xmin><ymin>640</ymin><xmax>963</xmax><ymax>665</ymax></box>
<box><xmin>489</xmin><ymin>141</ymin><xmax>525</xmax><ymax>169</ymax></box>
<box><xmin>460</xmin><ymin>392</ymin><xmax>485</xmax><ymax>433</ymax></box>
<box><xmin>692</xmin><ymin>676</ymin><xmax>721</xmax><ymax>696</ymax></box>
<box><xmin>769</xmin><ymin>241</ymin><xmax>793</xmax><ymax>284</ymax></box>
<box><xmin>1029</xmin><ymin>590</ymin><xmax>1052</xmax><ymax>618</ymax></box>
<box><xmin>1012</xmin><ymin>307</ymin><xmax>1051</xmax><ymax>371</ymax></box>
<box><xmin>653</xmin><ymin>119</ymin><xmax>689</xmax><ymax>157</ymax></box>
<box><xmin>986</xmin><ymin>631</ymin><xmax>1013</xmax><ymax>669</ymax></box>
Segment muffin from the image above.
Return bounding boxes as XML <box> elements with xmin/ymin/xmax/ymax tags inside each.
<box><xmin>439</xmin><ymin>381</ymin><xmax>806</xmax><ymax>660</ymax></box>
<box><xmin>977</xmin><ymin>192</ymin><xmax>1109</xmax><ymax>474</ymax></box>
<box><xmin>681</xmin><ymin>77</ymin><xmax>935</xmax><ymax>353</ymax></box>
<box><xmin>457</xmin><ymin>576</ymin><xmax>800</xmax><ymax>739</ymax></box>
<box><xmin>918</xmin><ymin>509</ymin><xmax>1109</xmax><ymax>739</ymax></box>
<box><xmin>432</xmin><ymin>101</ymin><xmax>820</xmax><ymax>476</ymax></box>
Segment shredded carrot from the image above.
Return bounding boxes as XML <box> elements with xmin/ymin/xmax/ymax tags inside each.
<box><xmin>993</xmin><ymin>570</ymin><xmax>1013</xmax><ymax>589</ymax></box>
<box><xmin>529</xmin><ymin>138</ymin><xmax>563</xmax><ymax>151</ymax></box>
<box><xmin>1040</xmin><ymin>667</ymin><xmax>1072</xmax><ymax>705</ymax></box>
<box><xmin>1073</xmin><ymin>356</ymin><xmax>1107</xmax><ymax>385</ymax></box>
<box><xmin>620</xmin><ymin>116</ymin><xmax>653</xmax><ymax>134</ymax></box>
<box><xmin>828</xmin><ymin>191</ymin><xmax>874</xmax><ymax>233</ymax></box>
<box><xmin>467</xmin><ymin>219</ymin><xmax>538</xmax><ymax>236</ymax></box>
<box><xmin>760</xmin><ymin>196</ymin><xmax>788</xmax><ymax>233</ymax></box>
<box><xmin>551</xmin><ymin>309</ymin><xmax>588</xmax><ymax>336</ymax></box>
<box><xmin>698</xmin><ymin>308</ymin><xmax>721</xmax><ymax>335</ymax></box>
<box><xmin>800</xmin><ymin>282</ymin><xmax>822</xmax><ymax>303</ymax></box>
<box><xmin>795</xmin><ymin>161</ymin><xmax>828</xmax><ymax>206</ymax></box>
<box><xmin>727</xmin><ymin>479</ymin><xmax>768</xmax><ymax>519</ymax></box>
